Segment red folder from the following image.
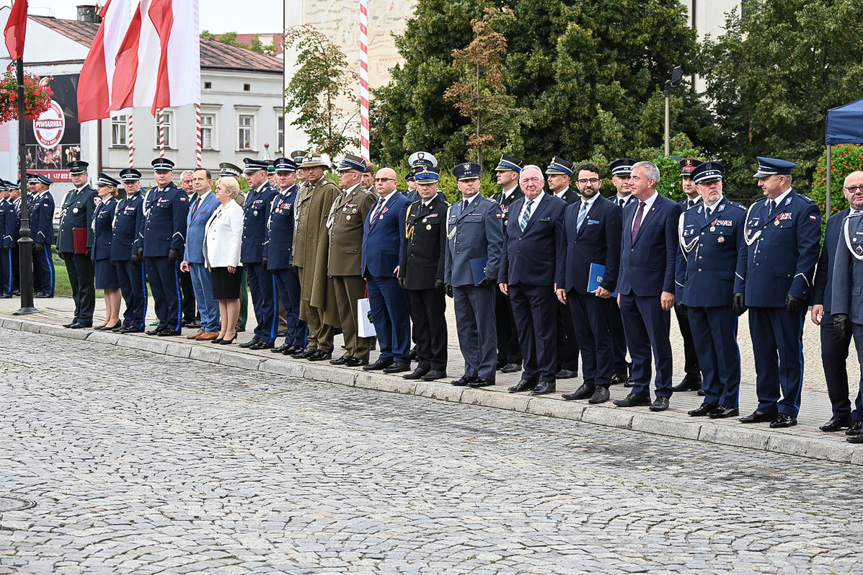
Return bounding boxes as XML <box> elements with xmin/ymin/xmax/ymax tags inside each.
<box><xmin>72</xmin><ymin>227</ymin><xmax>88</xmax><ymax>254</ymax></box>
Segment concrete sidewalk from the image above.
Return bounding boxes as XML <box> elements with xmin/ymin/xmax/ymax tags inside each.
<box><xmin>3</xmin><ymin>294</ymin><xmax>860</xmax><ymax>464</ymax></box>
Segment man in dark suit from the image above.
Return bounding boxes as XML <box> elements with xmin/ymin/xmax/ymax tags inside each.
<box><xmin>491</xmin><ymin>154</ymin><xmax>525</xmax><ymax>374</ymax></box>
<box><xmin>57</xmin><ymin>161</ymin><xmax>96</xmax><ymax>328</ymax></box>
<box><xmin>446</xmin><ymin>162</ymin><xmax>504</xmax><ymax>387</ymax></box>
<box><xmin>138</xmin><ymin>158</ymin><xmax>189</xmax><ymax>336</ymax></box>
<box><xmin>498</xmin><ymin>165</ymin><xmax>566</xmax><ymax>395</ymax></box>
<box><xmin>362</xmin><ymin>167</ymin><xmax>412</xmax><ymax>373</ymax></box>
<box><xmin>399</xmin><ymin>165</ymin><xmax>449</xmax><ymax>381</ymax></box>
<box><xmin>614</xmin><ymin>161</ymin><xmax>682</xmax><ymax>411</ymax></box>
<box><xmin>672</xmin><ymin>158</ymin><xmax>704</xmax><ymax>393</ymax></box>
<box><xmin>608</xmin><ymin>158</ymin><xmax>636</xmax><ymax>385</ymax></box>
<box><xmin>740</xmin><ymin>157</ymin><xmax>821</xmax><ymax>428</ymax></box>
<box><xmin>675</xmin><ymin>162</ymin><xmax>748</xmax><ymax>419</ymax></box>
<box><xmin>28</xmin><ymin>174</ymin><xmax>55</xmax><ymax>298</ymax></box>
<box><xmin>557</xmin><ymin>163</ymin><xmax>622</xmax><ymax>404</ymax></box>
<box><xmin>545</xmin><ymin>156</ymin><xmax>580</xmax><ymax>380</ymax></box>
<box><xmin>812</xmin><ymin>171</ymin><xmax>863</xmax><ymax>435</ymax></box>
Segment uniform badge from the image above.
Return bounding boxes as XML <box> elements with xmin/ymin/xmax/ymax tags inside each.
<box><xmin>857</xmin><ymin>245</ymin><xmax>863</xmax><ymax>256</ymax></box>
<box><xmin>426</xmin><ymin>224</ymin><xmax>432</xmax><ymax>230</ymax></box>
<box><xmin>777</xmin><ymin>213</ymin><xmax>792</xmax><ymax>220</ymax></box>
<box><xmin>710</xmin><ymin>226</ymin><xmax>716</xmax><ymax>232</ymax></box>
<box><xmin>774</xmin><ymin>220</ymin><xmax>780</xmax><ymax>226</ymax></box>
<box><xmin>717</xmin><ymin>236</ymin><xmax>725</xmax><ymax>244</ymax></box>
<box><xmin>346</xmin><ymin>215</ymin><xmax>351</xmax><ymax>220</ymax></box>
<box><xmin>73</xmin><ymin>208</ymin><xmax>78</xmax><ymax>213</ymax></box>
<box><xmin>253</xmin><ymin>210</ymin><xmax>258</xmax><ymax>216</ymax></box>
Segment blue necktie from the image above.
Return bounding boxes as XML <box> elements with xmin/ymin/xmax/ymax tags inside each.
<box><xmin>577</xmin><ymin>202</ymin><xmax>588</xmax><ymax>231</ymax></box>
<box><xmin>520</xmin><ymin>200</ymin><xmax>533</xmax><ymax>232</ymax></box>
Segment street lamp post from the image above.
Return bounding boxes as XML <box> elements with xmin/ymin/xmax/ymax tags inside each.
<box><xmin>664</xmin><ymin>65</ymin><xmax>682</xmax><ymax>157</ymax></box>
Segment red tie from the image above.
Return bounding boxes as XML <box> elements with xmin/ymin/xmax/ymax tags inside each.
<box><xmin>631</xmin><ymin>201</ymin><xmax>646</xmax><ymax>242</ymax></box>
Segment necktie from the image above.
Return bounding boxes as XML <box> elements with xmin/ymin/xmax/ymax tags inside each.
<box><xmin>190</xmin><ymin>196</ymin><xmax>200</xmax><ymax>217</ymax></box>
<box><xmin>369</xmin><ymin>199</ymin><xmax>383</xmax><ymax>226</ymax></box>
<box><xmin>620</xmin><ymin>198</ymin><xmax>626</xmax><ymax>208</ymax></box>
<box><xmin>688</xmin><ymin>199</ymin><xmax>695</xmax><ymax>209</ymax></box>
<box><xmin>631</xmin><ymin>201</ymin><xmax>646</xmax><ymax>242</ymax></box>
<box><xmin>577</xmin><ymin>202</ymin><xmax>588</xmax><ymax>231</ymax></box>
<box><xmin>705</xmin><ymin>207</ymin><xmax>712</xmax><ymax>223</ymax></box>
<box><xmin>767</xmin><ymin>199</ymin><xmax>775</xmax><ymax>216</ymax></box>
<box><xmin>520</xmin><ymin>199</ymin><xmax>534</xmax><ymax>232</ymax></box>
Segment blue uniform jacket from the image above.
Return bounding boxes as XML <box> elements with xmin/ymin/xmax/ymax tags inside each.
<box><xmin>675</xmin><ymin>196</ymin><xmax>747</xmax><ymax>307</ymax></box>
<box><xmin>362</xmin><ymin>192</ymin><xmax>411</xmax><ymax>278</ymax></box>
<box><xmin>498</xmin><ymin>193</ymin><xmax>566</xmax><ymax>287</ymax></box>
<box><xmin>445</xmin><ymin>195</ymin><xmax>504</xmax><ymax>287</ymax></box>
<box><xmin>743</xmin><ymin>189</ymin><xmax>821</xmax><ymax>308</ymax></box>
<box><xmin>618</xmin><ymin>193</ymin><xmax>681</xmax><ymax>297</ymax></box>
<box><xmin>263</xmin><ymin>184</ymin><xmax>299</xmax><ymax>270</ymax></box>
<box><xmin>139</xmin><ymin>183</ymin><xmax>189</xmax><ymax>257</ymax></box>
<box><xmin>831</xmin><ymin>213</ymin><xmax>863</xmax><ymax>322</ymax></box>
<box><xmin>556</xmin><ymin>195</ymin><xmax>622</xmax><ymax>294</ymax></box>
<box><xmin>184</xmin><ymin>191</ymin><xmax>219</xmax><ymax>264</ymax></box>
<box><xmin>0</xmin><ymin>198</ymin><xmax>14</xmax><ymax>249</ymax></box>
<box><xmin>240</xmin><ymin>182</ymin><xmax>278</xmax><ymax>264</ymax></box>
<box><xmin>111</xmin><ymin>192</ymin><xmax>144</xmax><ymax>261</ymax></box>
<box><xmin>90</xmin><ymin>196</ymin><xmax>116</xmax><ymax>261</ymax></box>
<box><xmin>812</xmin><ymin>208</ymin><xmax>849</xmax><ymax>314</ymax></box>
<box><xmin>30</xmin><ymin>192</ymin><xmax>55</xmax><ymax>246</ymax></box>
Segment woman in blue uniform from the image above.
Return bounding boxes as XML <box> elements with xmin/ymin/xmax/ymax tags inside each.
<box><xmin>91</xmin><ymin>173</ymin><xmax>122</xmax><ymax>330</ymax></box>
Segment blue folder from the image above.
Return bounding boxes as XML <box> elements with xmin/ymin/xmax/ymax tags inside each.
<box><xmin>588</xmin><ymin>263</ymin><xmax>618</xmax><ymax>297</ymax></box>
<box><xmin>470</xmin><ymin>257</ymin><xmax>489</xmax><ymax>286</ymax></box>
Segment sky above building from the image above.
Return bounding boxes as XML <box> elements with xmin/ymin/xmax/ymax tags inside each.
<box><xmin>26</xmin><ymin>0</ymin><xmax>283</xmax><ymax>34</ymax></box>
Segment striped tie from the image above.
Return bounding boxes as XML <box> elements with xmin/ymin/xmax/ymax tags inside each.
<box><xmin>577</xmin><ymin>202</ymin><xmax>588</xmax><ymax>231</ymax></box>
<box><xmin>520</xmin><ymin>200</ymin><xmax>533</xmax><ymax>232</ymax></box>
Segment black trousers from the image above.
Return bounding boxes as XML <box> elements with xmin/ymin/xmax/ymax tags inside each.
<box><xmin>179</xmin><ymin>268</ymin><xmax>197</xmax><ymax>323</ymax></box>
<box><xmin>556</xmin><ymin>299</ymin><xmax>579</xmax><ymax>372</ymax></box>
<box><xmin>674</xmin><ymin>302</ymin><xmax>701</xmax><ymax>380</ymax></box>
<box><xmin>407</xmin><ymin>288</ymin><xmax>447</xmax><ymax>371</ymax></box>
<box><xmin>61</xmin><ymin>251</ymin><xmax>95</xmax><ymax>323</ymax></box>
<box><xmin>494</xmin><ymin>288</ymin><xmax>522</xmax><ymax>365</ymax></box>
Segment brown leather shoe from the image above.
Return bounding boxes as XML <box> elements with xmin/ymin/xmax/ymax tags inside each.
<box><xmin>197</xmin><ymin>331</ymin><xmax>220</xmax><ymax>341</ymax></box>
<box><xmin>186</xmin><ymin>329</ymin><xmax>205</xmax><ymax>340</ymax></box>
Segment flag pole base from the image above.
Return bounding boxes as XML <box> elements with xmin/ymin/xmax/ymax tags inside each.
<box><xmin>13</xmin><ymin>307</ymin><xmax>39</xmax><ymax>315</ymax></box>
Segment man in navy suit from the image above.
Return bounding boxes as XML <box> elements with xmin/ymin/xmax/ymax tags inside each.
<box><xmin>614</xmin><ymin>161</ymin><xmax>682</xmax><ymax>411</ymax></box>
<box><xmin>608</xmin><ymin>158</ymin><xmax>636</xmax><ymax>385</ymax></box>
<box><xmin>740</xmin><ymin>157</ymin><xmax>821</xmax><ymax>428</ymax></box>
<box><xmin>675</xmin><ymin>162</ymin><xmax>748</xmax><ymax>419</ymax></box>
<box><xmin>556</xmin><ymin>163</ymin><xmax>622</xmax><ymax>404</ymax></box>
<box><xmin>180</xmin><ymin>168</ymin><xmax>220</xmax><ymax>341</ymax></box>
<box><xmin>498</xmin><ymin>165</ymin><xmax>566</xmax><ymax>395</ymax></box>
<box><xmin>813</xmin><ymin>171</ymin><xmax>863</xmax><ymax>435</ymax></box>
<box><xmin>446</xmin><ymin>162</ymin><xmax>504</xmax><ymax>387</ymax></box>
<box><xmin>362</xmin><ymin>167</ymin><xmax>412</xmax><ymax>373</ymax></box>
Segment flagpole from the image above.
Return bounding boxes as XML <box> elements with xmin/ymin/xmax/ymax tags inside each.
<box><xmin>127</xmin><ymin>112</ymin><xmax>134</xmax><ymax>167</ymax></box>
<box><xmin>13</xmin><ymin>56</ymin><xmax>36</xmax><ymax>315</ymax></box>
<box><xmin>195</xmin><ymin>103</ymin><xmax>201</xmax><ymax>168</ymax></box>
<box><xmin>359</xmin><ymin>0</ymin><xmax>370</xmax><ymax>161</ymax></box>
<box><xmin>158</xmin><ymin>108</ymin><xmax>165</xmax><ymax>158</ymax></box>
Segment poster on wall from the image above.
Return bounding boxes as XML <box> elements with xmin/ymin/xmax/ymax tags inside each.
<box><xmin>25</xmin><ymin>74</ymin><xmax>81</xmax><ymax>183</ymax></box>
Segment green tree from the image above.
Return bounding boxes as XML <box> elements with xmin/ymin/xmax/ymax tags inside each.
<box><xmin>285</xmin><ymin>25</ymin><xmax>359</xmax><ymax>160</ymax></box>
<box><xmin>699</xmin><ymin>0</ymin><xmax>863</xmax><ymax>200</ymax></box>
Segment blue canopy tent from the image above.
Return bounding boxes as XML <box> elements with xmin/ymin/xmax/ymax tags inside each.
<box><xmin>825</xmin><ymin>97</ymin><xmax>863</xmax><ymax>219</ymax></box>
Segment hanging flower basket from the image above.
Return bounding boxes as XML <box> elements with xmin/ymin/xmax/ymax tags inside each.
<box><xmin>0</xmin><ymin>64</ymin><xmax>53</xmax><ymax>125</ymax></box>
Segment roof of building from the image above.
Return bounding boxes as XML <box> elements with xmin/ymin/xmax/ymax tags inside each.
<box><xmin>30</xmin><ymin>15</ymin><xmax>283</xmax><ymax>74</ymax></box>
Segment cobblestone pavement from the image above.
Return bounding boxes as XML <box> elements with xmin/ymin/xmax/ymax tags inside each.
<box><xmin>1</xmin><ymin>328</ymin><xmax>861</xmax><ymax>574</ymax></box>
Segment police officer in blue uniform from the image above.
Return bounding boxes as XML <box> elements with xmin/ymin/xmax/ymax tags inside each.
<box><xmin>8</xmin><ymin>180</ymin><xmax>21</xmax><ymax>295</ymax></box>
<box><xmin>0</xmin><ymin>181</ymin><xmax>15</xmax><ymax>297</ymax></box>
<box><xmin>28</xmin><ymin>173</ymin><xmax>55</xmax><ymax>298</ymax></box>
<box><xmin>740</xmin><ymin>157</ymin><xmax>821</xmax><ymax>428</ymax></box>
<box><xmin>608</xmin><ymin>158</ymin><xmax>636</xmax><ymax>385</ymax></box>
<box><xmin>265</xmin><ymin>158</ymin><xmax>307</xmax><ymax>356</ymax></box>
<box><xmin>675</xmin><ymin>162</ymin><xmax>748</xmax><ymax>419</ymax></box>
<box><xmin>445</xmin><ymin>162</ymin><xmax>504</xmax><ymax>387</ymax></box>
<box><xmin>238</xmin><ymin>158</ymin><xmax>279</xmax><ymax>350</ymax></box>
<box><xmin>138</xmin><ymin>158</ymin><xmax>189</xmax><ymax>336</ymax></box>
<box><xmin>113</xmin><ymin>168</ymin><xmax>147</xmax><ymax>333</ymax></box>
<box><xmin>57</xmin><ymin>161</ymin><xmax>97</xmax><ymax>328</ymax></box>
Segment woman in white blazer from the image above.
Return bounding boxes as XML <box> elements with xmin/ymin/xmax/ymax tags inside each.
<box><xmin>204</xmin><ymin>177</ymin><xmax>244</xmax><ymax>344</ymax></box>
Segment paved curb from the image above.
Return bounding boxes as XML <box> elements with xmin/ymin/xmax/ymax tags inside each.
<box><xmin>5</xmin><ymin>316</ymin><xmax>860</xmax><ymax>466</ymax></box>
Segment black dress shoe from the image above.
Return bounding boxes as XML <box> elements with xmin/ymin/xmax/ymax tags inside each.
<box><xmin>421</xmin><ymin>370</ymin><xmax>447</xmax><ymax>381</ymax></box>
<box><xmin>239</xmin><ymin>340</ymin><xmax>259</xmax><ymax>349</ymax></box>
<box><xmin>819</xmin><ymin>415</ymin><xmax>852</xmax><ymax>432</ymax></box>
<box><xmin>344</xmin><ymin>357</ymin><xmax>369</xmax><ymax>367</ymax></box>
<box><xmin>363</xmin><ymin>358</ymin><xmax>394</xmax><ymax>371</ymax></box>
<box><xmin>157</xmin><ymin>329</ymin><xmax>182</xmax><ymax>336</ymax></box>
<box><xmin>403</xmin><ymin>367</ymin><xmax>429</xmax><ymax>380</ymax></box>
<box><xmin>649</xmin><ymin>397</ymin><xmax>670</xmax><ymax>411</ymax></box>
<box><xmin>739</xmin><ymin>410</ymin><xmax>775</xmax><ymax>424</ymax></box>
<box><xmin>111</xmin><ymin>324</ymin><xmax>126</xmax><ymax>332</ymax></box>
<box><xmin>451</xmin><ymin>375</ymin><xmax>476</xmax><ymax>386</ymax></box>
<box><xmin>688</xmin><ymin>402</ymin><xmax>719</xmax><ymax>417</ymax></box>
<box><xmin>769</xmin><ymin>414</ymin><xmax>797</xmax><ymax>428</ymax></box>
<box><xmin>556</xmin><ymin>369</ymin><xmax>576</xmax><ymax>379</ymax></box>
<box><xmin>613</xmin><ymin>393</ymin><xmax>650</xmax><ymax>407</ymax></box>
<box><xmin>409</xmin><ymin>346</ymin><xmax>418</xmax><ymax>360</ymax></box>
<box><xmin>589</xmin><ymin>386</ymin><xmax>610</xmax><ymax>404</ymax></box>
<box><xmin>249</xmin><ymin>341</ymin><xmax>274</xmax><ymax>350</ymax></box>
<box><xmin>382</xmin><ymin>361</ymin><xmax>411</xmax><ymax>374</ymax></box>
<box><xmin>146</xmin><ymin>326</ymin><xmax>164</xmax><ymax>335</ymax></box>
<box><xmin>307</xmin><ymin>350</ymin><xmax>332</xmax><ymax>361</ymax></box>
<box><xmin>69</xmin><ymin>322</ymin><xmax>93</xmax><ymax>329</ymax></box>
<box><xmin>708</xmin><ymin>405</ymin><xmax>739</xmax><ymax>419</ymax></box>
<box><xmin>531</xmin><ymin>381</ymin><xmax>556</xmax><ymax>395</ymax></box>
<box><xmin>469</xmin><ymin>377</ymin><xmax>495</xmax><ymax>388</ymax></box>
<box><xmin>507</xmin><ymin>379</ymin><xmax>537</xmax><ymax>393</ymax></box>
<box><xmin>276</xmin><ymin>330</ymin><xmax>286</xmax><ymax>338</ymax></box>
<box><xmin>501</xmin><ymin>363</ymin><xmax>522</xmax><ymax>373</ymax></box>
<box><xmin>0</xmin><ymin>292</ymin><xmax>11</xmax><ymax>298</ymax></box>
<box><xmin>671</xmin><ymin>377</ymin><xmax>702</xmax><ymax>392</ymax></box>
<box><xmin>697</xmin><ymin>389</ymin><xmax>706</xmax><ymax>396</ymax></box>
<box><xmin>847</xmin><ymin>421</ymin><xmax>863</xmax><ymax>436</ymax></box>
<box><xmin>610</xmin><ymin>372</ymin><xmax>627</xmax><ymax>385</ymax></box>
<box><xmin>272</xmin><ymin>343</ymin><xmax>292</xmax><ymax>354</ymax></box>
<box><xmin>34</xmin><ymin>292</ymin><xmax>50</xmax><ymax>298</ymax></box>
<box><xmin>63</xmin><ymin>321</ymin><xmax>78</xmax><ymax>328</ymax></box>
<box><xmin>329</xmin><ymin>356</ymin><xmax>351</xmax><ymax>365</ymax></box>
<box><xmin>847</xmin><ymin>434</ymin><xmax>863</xmax><ymax>444</ymax></box>
<box><xmin>562</xmin><ymin>383</ymin><xmax>594</xmax><ymax>401</ymax></box>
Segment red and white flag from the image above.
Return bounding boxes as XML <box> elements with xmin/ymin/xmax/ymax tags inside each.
<box><xmin>78</xmin><ymin>0</ymin><xmax>132</xmax><ymax>122</ymax></box>
<box><xmin>110</xmin><ymin>0</ymin><xmax>161</xmax><ymax>114</ymax></box>
<box><xmin>4</xmin><ymin>0</ymin><xmax>28</xmax><ymax>61</ymax></box>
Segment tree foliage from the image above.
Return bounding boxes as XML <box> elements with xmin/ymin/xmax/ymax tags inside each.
<box><xmin>200</xmin><ymin>30</ymin><xmax>277</xmax><ymax>56</ymax></box>
<box><xmin>284</xmin><ymin>25</ymin><xmax>359</xmax><ymax>160</ymax></box>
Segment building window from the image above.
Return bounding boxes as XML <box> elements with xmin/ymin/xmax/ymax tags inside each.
<box><xmin>243</xmin><ymin>83</ymin><xmax>250</xmax><ymax>92</ymax></box>
<box><xmin>154</xmin><ymin>110</ymin><xmax>173</xmax><ymax>148</ymax></box>
<box><xmin>204</xmin><ymin>81</ymin><xmax>212</xmax><ymax>89</ymax></box>
<box><xmin>277</xmin><ymin>115</ymin><xmax>284</xmax><ymax>154</ymax></box>
<box><xmin>238</xmin><ymin>114</ymin><xmax>254</xmax><ymax>150</ymax></box>
<box><xmin>201</xmin><ymin>114</ymin><xmax>215</xmax><ymax>149</ymax></box>
<box><xmin>111</xmin><ymin>115</ymin><xmax>127</xmax><ymax>146</ymax></box>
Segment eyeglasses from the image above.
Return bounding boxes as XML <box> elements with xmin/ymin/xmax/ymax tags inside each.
<box><xmin>577</xmin><ymin>178</ymin><xmax>601</xmax><ymax>184</ymax></box>
<box><xmin>374</xmin><ymin>178</ymin><xmax>395</xmax><ymax>182</ymax></box>
<box><xmin>845</xmin><ymin>185</ymin><xmax>863</xmax><ymax>193</ymax></box>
